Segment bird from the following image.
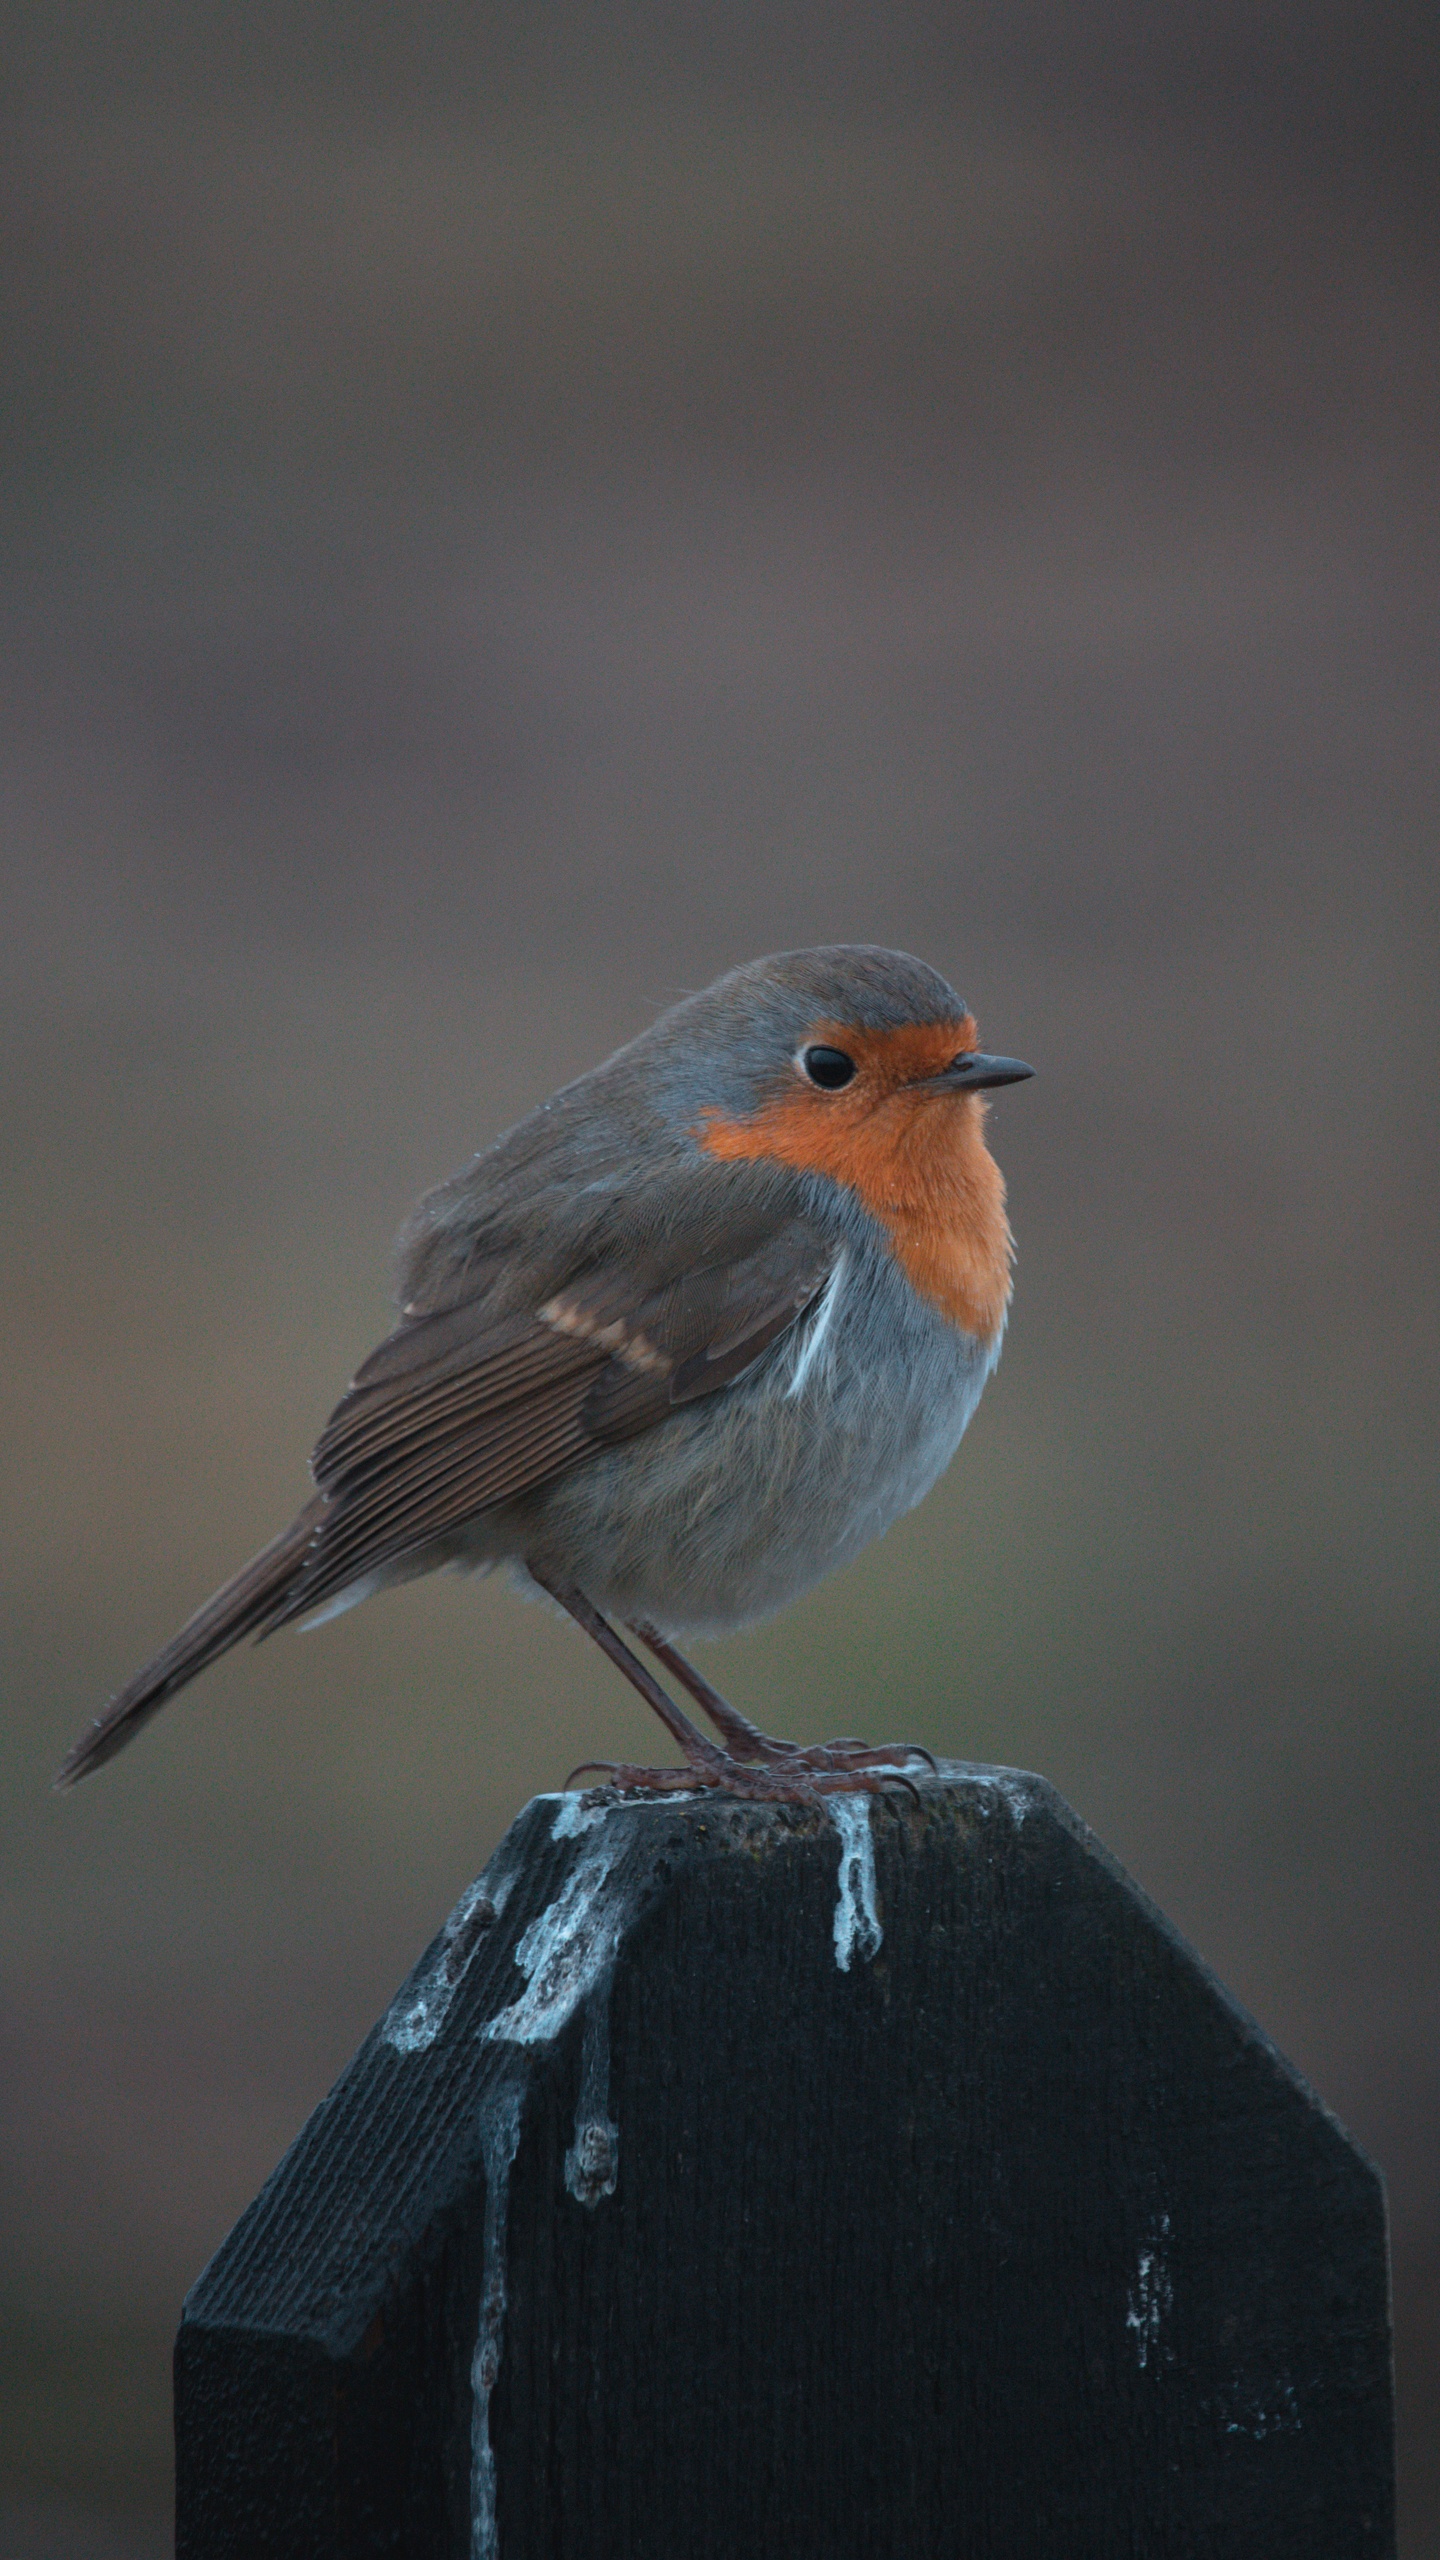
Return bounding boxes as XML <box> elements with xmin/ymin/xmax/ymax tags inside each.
<box><xmin>58</xmin><ymin>945</ymin><xmax>1032</xmax><ymax>1803</ymax></box>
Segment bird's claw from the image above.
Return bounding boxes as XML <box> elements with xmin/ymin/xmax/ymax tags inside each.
<box><xmin>561</xmin><ymin>1747</ymin><xmax>929</xmax><ymax>1809</ymax></box>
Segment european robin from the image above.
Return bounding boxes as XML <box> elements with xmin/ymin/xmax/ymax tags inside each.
<box><xmin>59</xmin><ymin>947</ymin><xmax>1032</xmax><ymax>1801</ymax></box>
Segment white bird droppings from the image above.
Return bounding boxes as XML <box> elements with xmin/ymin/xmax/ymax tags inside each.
<box><xmin>989</xmin><ymin>1776</ymin><xmax>1032</xmax><ymax>1826</ymax></box>
<box><xmin>484</xmin><ymin>1835</ymin><xmax>628</xmax><ymax>2046</ymax></box>
<box><xmin>470</xmin><ymin>2081</ymin><xmax>523</xmax><ymax>2560</ymax></box>
<box><xmin>383</xmin><ymin>1872</ymin><xmax>514</xmax><ymax>2054</ymax></box>
<box><xmin>1125</xmin><ymin>2213</ymin><xmax>1173</xmax><ymax>2370</ymax></box>
<box><xmin>564</xmin><ymin>1993</ymin><xmax>620</xmax><ymax>2208</ymax></box>
<box><xmin>1222</xmin><ymin>2375</ymin><xmax>1301</xmax><ymax>2438</ymax></box>
<box><xmin>831</xmin><ymin>1795</ymin><xmax>882</xmax><ymax>1971</ymax></box>
<box><xmin>549</xmin><ymin>1792</ymin><xmax>611</xmax><ymax>1841</ymax></box>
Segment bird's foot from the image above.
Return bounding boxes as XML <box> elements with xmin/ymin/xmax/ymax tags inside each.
<box><xmin>622</xmin><ymin>1623</ymin><xmax>935</xmax><ymax>1778</ymax></box>
<box><xmin>563</xmin><ymin>1749</ymin><xmax>926</xmax><ymax>1807</ymax></box>
<box><xmin>736</xmin><ymin>1734</ymin><xmax>938</xmax><ymax>1778</ymax></box>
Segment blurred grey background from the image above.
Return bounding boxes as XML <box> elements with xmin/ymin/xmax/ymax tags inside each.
<box><xmin>2</xmin><ymin>5</ymin><xmax>1437</xmax><ymax>2551</ymax></box>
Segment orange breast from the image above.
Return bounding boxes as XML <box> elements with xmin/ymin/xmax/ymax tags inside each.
<box><xmin>697</xmin><ymin>1019</ymin><xmax>1014</xmax><ymax>1344</ymax></box>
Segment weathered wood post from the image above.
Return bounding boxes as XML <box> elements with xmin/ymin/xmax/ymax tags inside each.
<box><xmin>174</xmin><ymin>1764</ymin><xmax>1394</xmax><ymax>2558</ymax></box>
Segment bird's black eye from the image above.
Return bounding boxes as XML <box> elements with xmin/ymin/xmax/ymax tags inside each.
<box><xmin>800</xmin><ymin>1044</ymin><xmax>857</xmax><ymax>1091</ymax></box>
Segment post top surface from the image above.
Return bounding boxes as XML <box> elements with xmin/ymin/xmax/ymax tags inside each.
<box><xmin>184</xmin><ymin>1758</ymin><xmax>1381</xmax><ymax>2355</ymax></box>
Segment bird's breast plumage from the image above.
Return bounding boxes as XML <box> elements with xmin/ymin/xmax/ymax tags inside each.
<box><xmin>505</xmin><ymin>1202</ymin><xmax>998</xmax><ymax>1637</ymax></box>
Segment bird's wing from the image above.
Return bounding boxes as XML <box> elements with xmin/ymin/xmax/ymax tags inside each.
<box><xmin>265</xmin><ymin>1207</ymin><xmax>838</xmax><ymax>1626</ymax></box>
<box><xmin>59</xmin><ymin>1207</ymin><xmax>835</xmax><ymax>1787</ymax></box>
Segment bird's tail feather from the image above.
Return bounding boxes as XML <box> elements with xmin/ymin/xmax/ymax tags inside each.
<box><xmin>55</xmin><ymin>1499</ymin><xmax>324</xmax><ymax>1788</ymax></box>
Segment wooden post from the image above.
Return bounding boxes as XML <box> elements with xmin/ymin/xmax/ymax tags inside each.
<box><xmin>174</xmin><ymin>1764</ymin><xmax>1395</xmax><ymax>2558</ymax></box>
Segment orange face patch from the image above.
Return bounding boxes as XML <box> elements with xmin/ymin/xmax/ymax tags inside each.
<box><xmin>697</xmin><ymin>1017</ymin><xmax>1014</xmax><ymax>1343</ymax></box>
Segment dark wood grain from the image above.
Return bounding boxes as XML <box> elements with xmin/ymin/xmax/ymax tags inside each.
<box><xmin>174</xmin><ymin>1765</ymin><xmax>1395</xmax><ymax>2558</ymax></box>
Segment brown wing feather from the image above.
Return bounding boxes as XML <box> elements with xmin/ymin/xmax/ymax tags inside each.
<box><xmin>55</xmin><ymin>1501</ymin><xmax>326</xmax><ymax>1787</ymax></box>
<box><xmin>275</xmin><ymin>1376</ymin><xmax>600</xmax><ymax>1625</ymax></box>
<box><xmin>278</xmin><ymin>1216</ymin><xmax>834</xmax><ymax>1624</ymax></box>
<box><xmin>59</xmin><ymin>1212</ymin><xmax>836</xmax><ymax>1782</ymax></box>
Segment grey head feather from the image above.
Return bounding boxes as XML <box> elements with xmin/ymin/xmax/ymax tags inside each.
<box><xmin>396</xmin><ymin>946</ymin><xmax>968</xmax><ymax>1314</ymax></box>
<box><xmin>636</xmin><ymin>945</ymin><xmax>968</xmax><ymax>1122</ymax></box>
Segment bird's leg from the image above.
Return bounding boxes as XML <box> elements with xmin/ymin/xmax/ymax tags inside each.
<box><xmin>529</xmin><ymin>1571</ymin><xmax>728</xmax><ymax>1773</ymax></box>
<box><xmin>628</xmin><ymin>1619</ymin><xmax>938</xmax><ymax>1781</ymax></box>
<box><xmin>626</xmin><ymin>1621</ymin><xmax>799</xmax><ymax>1760</ymax></box>
<box><xmin>532</xmin><ymin>1571</ymin><xmax>919</xmax><ymax>1805</ymax></box>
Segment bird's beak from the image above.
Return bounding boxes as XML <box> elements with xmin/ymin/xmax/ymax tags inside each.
<box><xmin>920</xmin><ymin>1051</ymin><xmax>1035</xmax><ymax>1093</ymax></box>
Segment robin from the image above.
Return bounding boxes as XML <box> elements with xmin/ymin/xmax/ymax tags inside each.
<box><xmin>58</xmin><ymin>946</ymin><xmax>1032</xmax><ymax>1802</ymax></box>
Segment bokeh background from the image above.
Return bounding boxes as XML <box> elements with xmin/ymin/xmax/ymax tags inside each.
<box><xmin>3</xmin><ymin>6</ymin><xmax>1437</xmax><ymax>2551</ymax></box>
